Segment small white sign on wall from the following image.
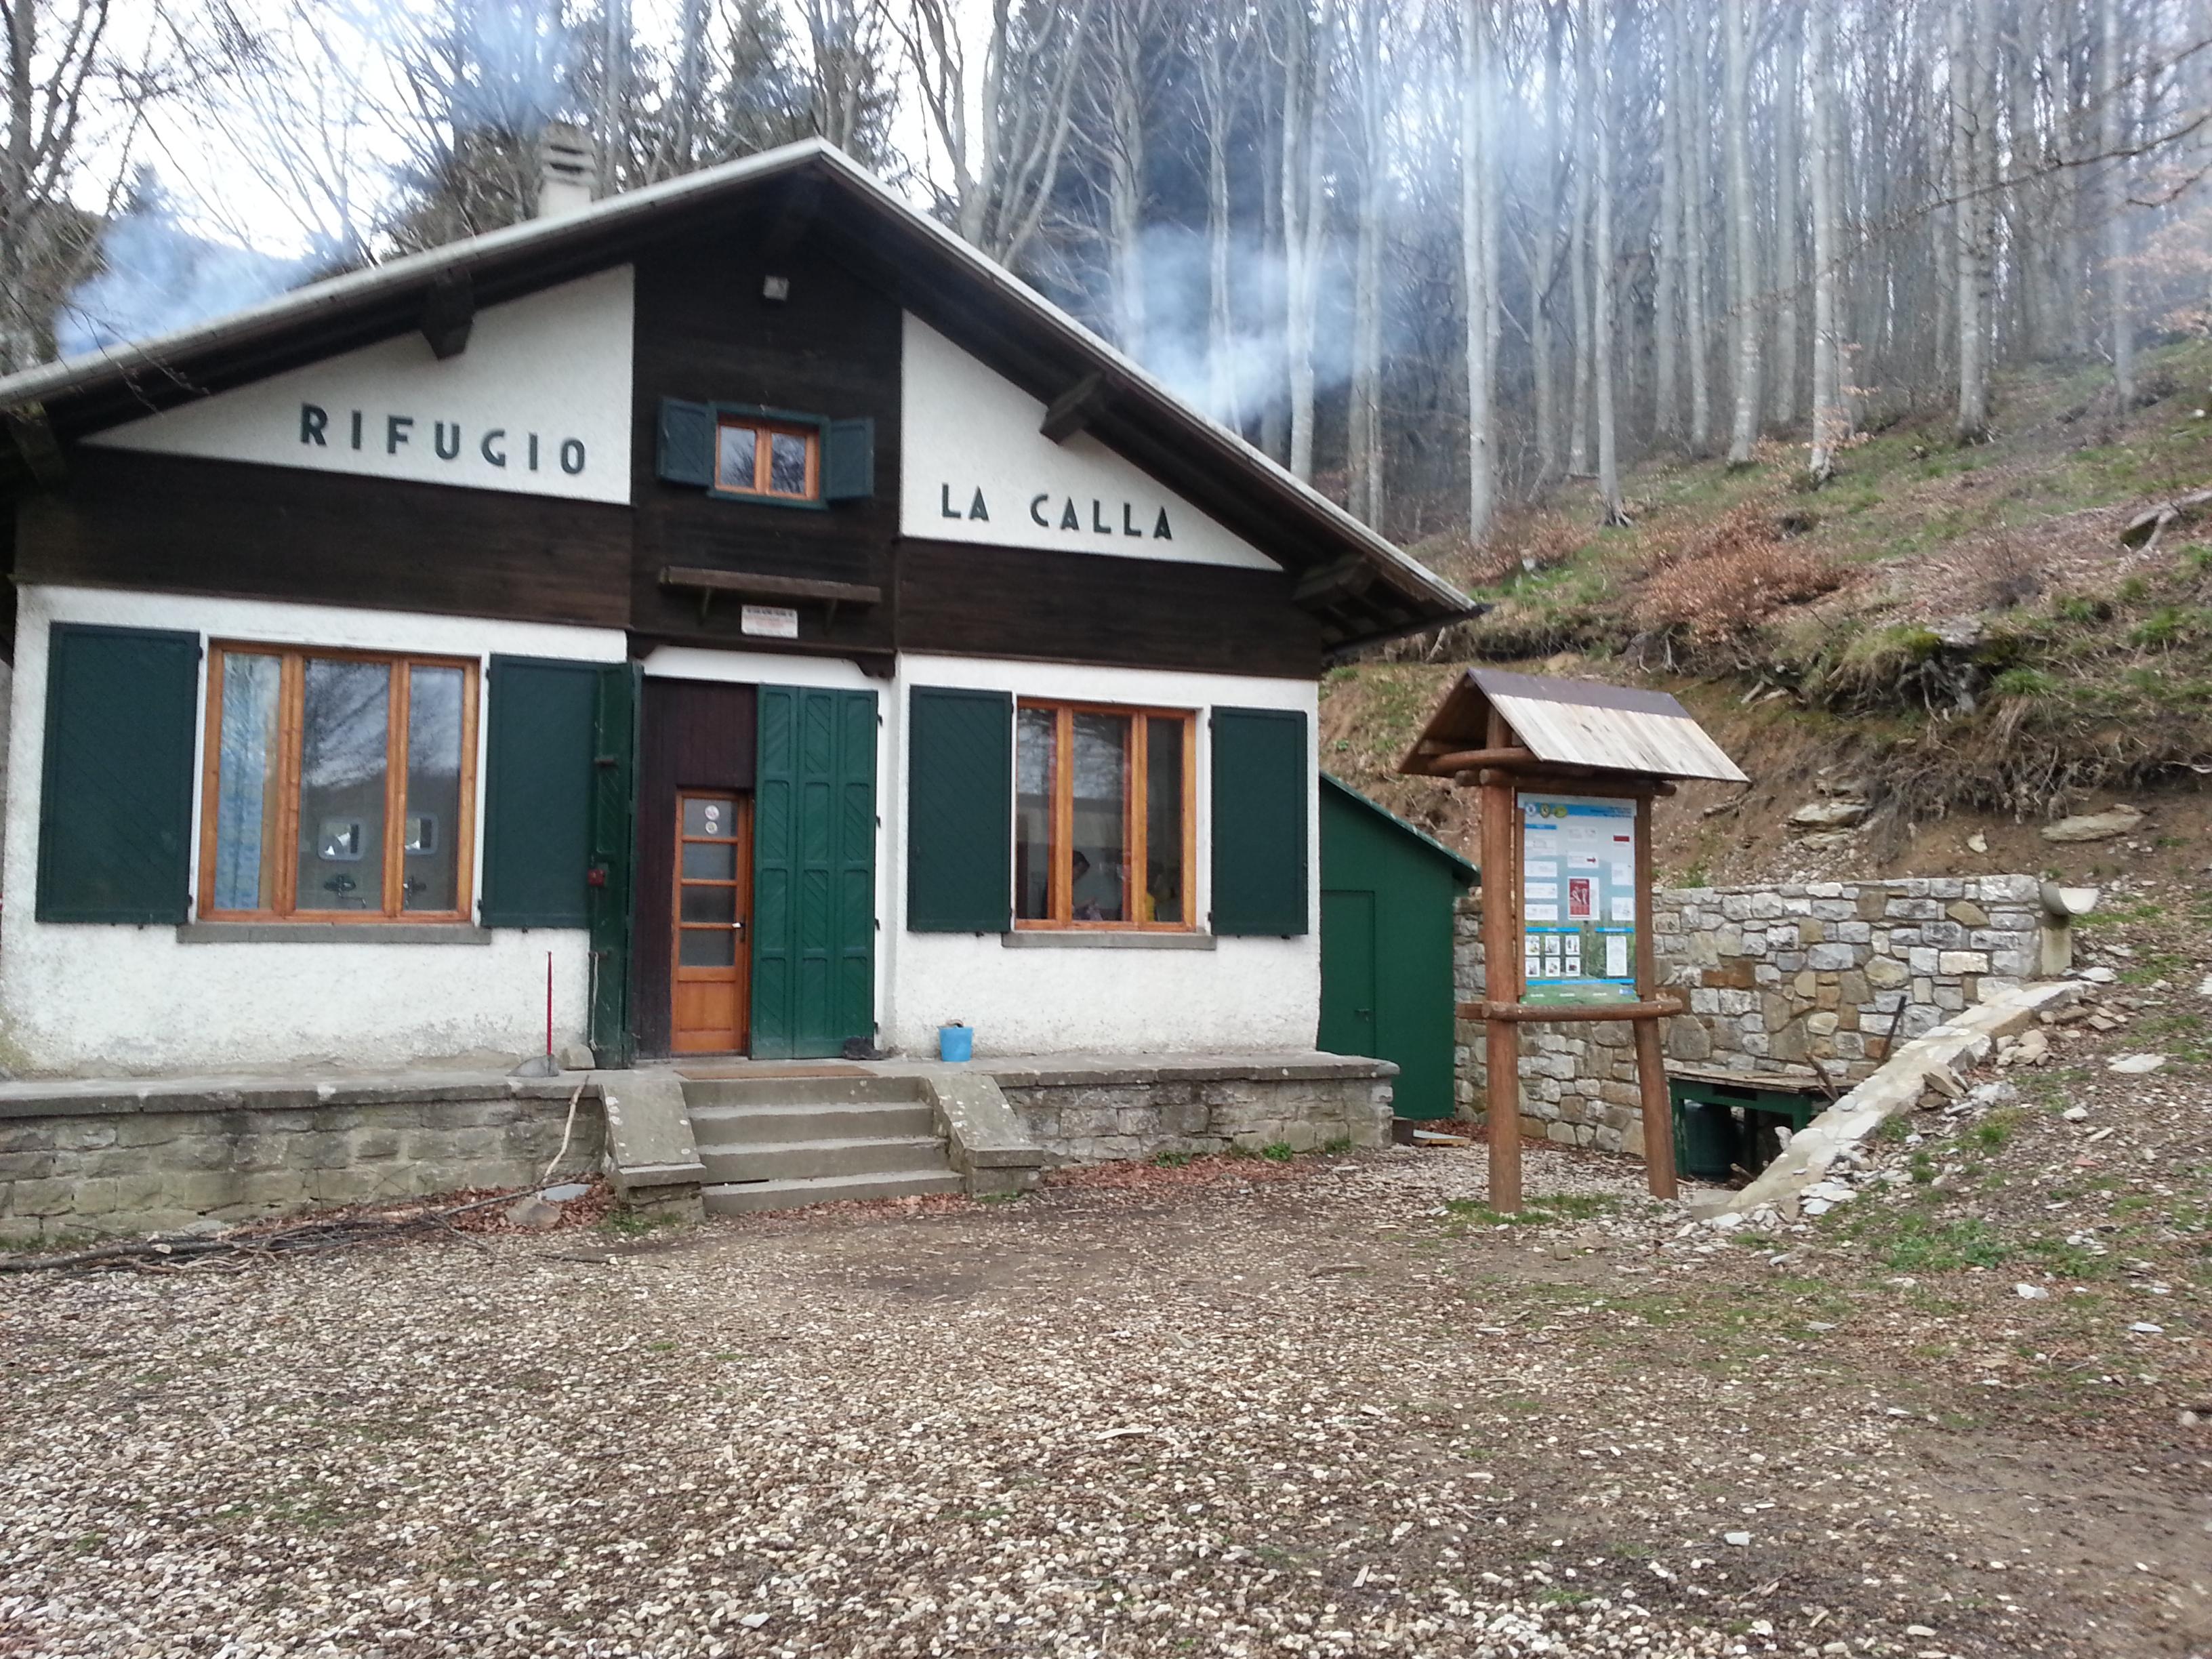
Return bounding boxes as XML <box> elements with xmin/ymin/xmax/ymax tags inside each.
<box><xmin>741</xmin><ymin>605</ymin><xmax>800</xmax><ymax>639</ymax></box>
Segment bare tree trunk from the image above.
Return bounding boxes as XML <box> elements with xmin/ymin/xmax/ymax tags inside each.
<box><xmin>1277</xmin><ymin>0</ymin><xmax>1332</xmax><ymax>483</ymax></box>
<box><xmin>1568</xmin><ymin>0</ymin><xmax>1595</xmax><ymax>476</ymax></box>
<box><xmin>597</xmin><ymin>0</ymin><xmax>628</xmax><ymax>193</ymax></box>
<box><xmin>1590</xmin><ymin>0</ymin><xmax>1623</xmax><ymax>520</ymax></box>
<box><xmin>1807</xmin><ymin>0</ymin><xmax>1841</xmax><ymax>480</ymax></box>
<box><xmin>1952</xmin><ymin>0</ymin><xmax>1992</xmax><ymax>441</ymax></box>
<box><xmin>1464</xmin><ymin>0</ymin><xmax>1499</xmax><ymax>540</ymax></box>
<box><xmin>1683</xmin><ymin>0</ymin><xmax>1713</xmax><ymax>453</ymax></box>
<box><xmin>2102</xmin><ymin>0</ymin><xmax>2133</xmax><ymax>407</ymax></box>
<box><xmin>1348</xmin><ymin>0</ymin><xmax>1385</xmax><ymax>524</ymax></box>
<box><xmin>1532</xmin><ymin>0</ymin><xmax>1570</xmax><ymax>483</ymax></box>
<box><xmin>1088</xmin><ymin>0</ymin><xmax>1152</xmax><ymax>359</ymax></box>
<box><xmin>1721</xmin><ymin>0</ymin><xmax>1760</xmax><ymax>463</ymax></box>
<box><xmin>1654</xmin><ymin>0</ymin><xmax>1683</xmax><ymax>441</ymax></box>
<box><xmin>1197</xmin><ymin>16</ymin><xmax>1243</xmax><ymax>433</ymax></box>
<box><xmin>1772</xmin><ymin>1</ymin><xmax>1802</xmax><ymax>430</ymax></box>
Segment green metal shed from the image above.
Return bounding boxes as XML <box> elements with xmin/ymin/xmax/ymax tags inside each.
<box><xmin>1317</xmin><ymin>775</ymin><xmax>1477</xmax><ymax>1122</ymax></box>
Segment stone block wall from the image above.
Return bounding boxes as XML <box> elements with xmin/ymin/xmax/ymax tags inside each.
<box><xmin>1455</xmin><ymin>875</ymin><xmax>2050</xmax><ymax>1155</ymax></box>
<box><xmin>0</xmin><ymin>1076</ymin><xmax>605</xmax><ymax>1244</ymax></box>
<box><xmin>984</xmin><ymin>1055</ymin><xmax>1396</xmax><ymax>1164</ymax></box>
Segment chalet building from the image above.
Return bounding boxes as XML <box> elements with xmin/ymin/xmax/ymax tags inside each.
<box><xmin>0</xmin><ymin>140</ymin><xmax>1471</xmax><ymax>1079</ymax></box>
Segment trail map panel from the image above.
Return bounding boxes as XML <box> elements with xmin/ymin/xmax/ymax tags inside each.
<box><xmin>1518</xmin><ymin>792</ymin><xmax>1638</xmax><ymax>1006</ymax></box>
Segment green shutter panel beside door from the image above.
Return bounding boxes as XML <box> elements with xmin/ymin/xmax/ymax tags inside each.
<box><xmin>37</xmin><ymin>623</ymin><xmax>199</xmax><ymax>924</ymax></box>
<box><xmin>480</xmin><ymin>656</ymin><xmax>600</xmax><ymax>928</ymax></box>
<box><xmin>586</xmin><ymin>662</ymin><xmax>640</xmax><ymax>1067</ymax></box>
<box><xmin>1210</xmin><ymin>707</ymin><xmax>1310</xmax><ymax>937</ymax></box>
<box><xmin>752</xmin><ymin>685</ymin><xmax>878</xmax><ymax>1059</ymax></box>
<box><xmin>907</xmin><ymin>687</ymin><xmax>1011</xmax><ymax>933</ymax></box>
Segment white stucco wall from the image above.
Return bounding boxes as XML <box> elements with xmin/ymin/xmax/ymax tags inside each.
<box><xmin>878</xmin><ymin>654</ymin><xmax>1321</xmax><ymax>1057</ymax></box>
<box><xmin>1</xmin><ymin>586</ymin><xmax>626</xmax><ymax>1076</ymax></box>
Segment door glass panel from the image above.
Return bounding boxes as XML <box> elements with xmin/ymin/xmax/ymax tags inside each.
<box><xmin>1015</xmin><ymin>707</ymin><xmax>1056</xmax><ymax>920</ymax></box>
<box><xmin>1070</xmin><ymin>713</ymin><xmax>1129</xmax><ymax>922</ymax></box>
<box><xmin>683</xmin><ymin>798</ymin><xmax>735</xmax><ymax>838</ymax></box>
<box><xmin>678</xmin><ymin>927</ymin><xmax>736</xmax><ymax>967</ymax></box>
<box><xmin>680</xmin><ymin>884</ymin><xmax>737</xmax><ymax>924</ymax></box>
<box><xmin>716</xmin><ymin>424</ymin><xmax>757</xmax><ymax>490</ymax></box>
<box><xmin>768</xmin><ymin>431</ymin><xmax>809</xmax><ymax>495</ymax></box>
<box><xmin>682</xmin><ymin>840</ymin><xmax>736</xmax><ymax>880</ymax></box>
<box><xmin>295</xmin><ymin>658</ymin><xmax>389</xmax><ymax>911</ymax></box>
<box><xmin>402</xmin><ymin>665</ymin><xmax>464</xmax><ymax>913</ymax></box>
<box><xmin>1145</xmin><ymin>716</ymin><xmax>1185</xmax><ymax>924</ymax></box>
<box><xmin>212</xmin><ymin>653</ymin><xmax>283</xmax><ymax>912</ymax></box>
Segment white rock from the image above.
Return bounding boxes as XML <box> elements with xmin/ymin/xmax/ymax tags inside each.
<box><xmin>2076</xmin><ymin>965</ymin><xmax>2118</xmax><ymax>985</ymax></box>
<box><xmin>1723</xmin><ymin>1531</ymin><xmax>1753</xmax><ymax>1547</ymax></box>
<box><xmin>2014</xmin><ymin>1283</ymin><xmax>2051</xmax><ymax>1300</ymax></box>
<box><xmin>2107</xmin><ymin>1053</ymin><xmax>2166</xmax><ymax>1075</ymax></box>
<box><xmin>2062</xmin><ymin>1105</ymin><xmax>2089</xmax><ymax>1122</ymax></box>
<box><xmin>1967</xmin><ymin>832</ymin><xmax>1988</xmax><ymax>853</ymax></box>
<box><xmin>2039</xmin><ymin>804</ymin><xmax>2146</xmax><ymax>843</ymax></box>
<box><xmin>2129</xmin><ymin>1322</ymin><xmax>2165</xmax><ymax>1336</ymax></box>
<box><xmin>2197</xmin><ymin>973</ymin><xmax>2212</xmax><ymax>998</ymax></box>
<box><xmin>737</xmin><ymin>1612</ymin><xmax>771</xmax><ymax>1631</ymax></box>
<box><xmin>1791</xmin><ymin>799</ymin><xmax>1868</xmax><ymax>828</ymax></box>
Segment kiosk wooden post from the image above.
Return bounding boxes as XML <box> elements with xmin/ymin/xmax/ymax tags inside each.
<box><xmin>1399</xmin><ymin>670</ymin><xmax>1746</xmax><ymax>1213</ymax></box>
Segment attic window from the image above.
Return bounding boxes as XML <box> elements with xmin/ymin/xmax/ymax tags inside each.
<box><xmin>717</xmin><ymin>418</ymin><xmax>817</xmax><ymax>500</ymax></box>
<box><xmin>655</xmin><ymin>397</ymin><xmax>874</xmax><ymax>506</ymax></box>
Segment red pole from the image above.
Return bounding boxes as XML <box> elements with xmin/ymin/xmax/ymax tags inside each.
<box><xmin>546</xmin><ymin>951</ymin><xmax>554</xmax><ymax>1059</ymax></box>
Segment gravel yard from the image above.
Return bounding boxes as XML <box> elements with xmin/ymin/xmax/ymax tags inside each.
<box><xmin>2</xmin><ymin>888</ymin><xmax>2207</xmax><ymax>1659</ymax></box>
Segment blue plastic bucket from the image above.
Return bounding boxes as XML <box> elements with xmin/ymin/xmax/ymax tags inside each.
<box><xmin>938</xmin><ymin>1025</ymin><xmax>973</xmax><ymax>1063</ymax></box>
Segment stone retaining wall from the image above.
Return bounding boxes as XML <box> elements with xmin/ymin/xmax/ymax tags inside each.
<box><xmin>1455</xmin><ymin>875</ymin><xmax>2051</xmax><ymax>1155</ymax></box>
<box><xmin>982</xmin><ymin>1054</ymin><xmax>1397</xmax><ymax>1164</ymax></box>
<box><xmin>0</xmin><ymin>1076</ymin><xmax>605</xmax><ymax>1244</ymax></box>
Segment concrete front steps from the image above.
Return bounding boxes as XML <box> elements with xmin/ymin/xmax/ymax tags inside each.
<box><xmin>685</xmin><ymin>1075</ymin><xmax>964</xmax><ymax>1215</ymax></box>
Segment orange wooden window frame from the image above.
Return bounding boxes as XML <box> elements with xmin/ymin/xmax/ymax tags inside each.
<box><xmin>713</xmin><ymin>418</ymin><xmax>820</xmax><ymax>501</ymax></box>
<box><xmin>1013</xmin><ymin>701</ymin><xmax>1197</xmax><ymax>933</ymax></box>
<box><xmin>197</xmin><ymin>644</ymin><xmax>479</xmax><ymax>924</ymax></box>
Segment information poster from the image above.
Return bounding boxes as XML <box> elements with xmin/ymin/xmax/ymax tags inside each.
<box><xmin>1518</xmin><ymin>792</ymin><xmax>1639</xmax><ymax>1006</ymax></box>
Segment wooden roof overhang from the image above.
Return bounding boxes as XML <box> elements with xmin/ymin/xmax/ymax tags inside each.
<box><xmin>1399</xmin><ymin>667</ymin><xmax>1749</xmax><ymax>787</ymax></box>
<box><xmin>0</xmin><ymin>142</ymin><xmax>1476</xmax><ymax>659</ymax></box>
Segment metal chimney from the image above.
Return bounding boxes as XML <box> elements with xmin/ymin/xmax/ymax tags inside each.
<box><xmin>537</xmin><ymin>121</ymin><xmax>596</xmax><ymax>220</ymax></box>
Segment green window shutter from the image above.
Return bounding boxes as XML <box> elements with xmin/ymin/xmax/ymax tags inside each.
<box><xmin>906</xmin><ymin>687</ymin><xmax>1011</xmax><ymax>933</ymax></box>
<box><xmin>1210</xmin><ymin>707</ymin><xmax>1310</xmax><ymax>937</ymax></box>
<box><xmin>752</xmin><ymin>686</ymin><xmax>878</xmax><ymax>1059</ymax></box>
<box><xmin>480</xmin><ymin>656</ymin><xmax>600</xmax><ymax>928</ymax></box>
<box><xmin>656</xmin><ymin>397</ymin><xmax>714</xmax><ymax>487</ymax></box>
<box><xmin>822</xmin><ymin>416</ymin><xmax>876</xmax><ymax>501</ymax></box>
<box><xmin>586</xmin><ymin>663</ymin><xmax>640</xmax><ymax>1066</ymax></box>
<box><xmin>37</xmin><ymin>623</ymin><xmax>199</xmax><ymax>924</ymax></box>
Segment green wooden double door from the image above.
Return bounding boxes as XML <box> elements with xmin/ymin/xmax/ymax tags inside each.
<box><xmin>480</xmin><ymin>661</ymin><xmax>877</xmax><ymax>1066</ymax></box>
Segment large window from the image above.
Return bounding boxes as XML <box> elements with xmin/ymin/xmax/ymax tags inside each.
<box><xmin>714</xmin><ymin>416</ymin><xmax>819</xmax><ymax>501</ymax></box>
<box><xmin>199</xmin><ymin>646</ymin><xmax>478</xmax><ymax>922</ymax></box>
<box><xmin>1014</xmin><ymin>701</ymin><xmax>1193</xmax><ymax>930</ymax></box>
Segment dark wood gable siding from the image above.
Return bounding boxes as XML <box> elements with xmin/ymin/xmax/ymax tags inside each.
<box><xmin>14</xmin><ymin>446</ymin><xmax>632</xmax><ymax>629</ymax></box>
<box><xmin>627</xmin><ymin>213</ymin><xmax>901</xmax><ymax>661</ymax></box>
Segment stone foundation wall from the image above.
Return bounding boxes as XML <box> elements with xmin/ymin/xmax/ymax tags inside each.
<box><xmin>983</xmin><ymin>1055</ymin><xmax>1396</xmax><ymax>1164</ymax></box>
<box><xmin>0</xmin><ymin>1076</ymin><xmax>606</xmax><ymax>1244</ymax></box>
<box><xmin>1456</xmin><ymin>875</ymin><xmax>2051</xmax><ymax>1155</ymax></box>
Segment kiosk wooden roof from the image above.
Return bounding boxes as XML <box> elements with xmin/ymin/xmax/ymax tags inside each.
<box><xmin>1398</xmin><ymin>668</ymin><xmax>1748</xmax><ymax>785</ymax></box>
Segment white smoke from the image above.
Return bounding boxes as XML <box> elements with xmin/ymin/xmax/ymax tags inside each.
<box><xmin>55</xmin><ymin>178</ymin><xmax>319</xmax><ymax>358</ymax></box>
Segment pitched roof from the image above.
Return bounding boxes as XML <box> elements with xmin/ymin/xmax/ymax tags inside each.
<box><xmin>1322</xmin><ymin>773</ymin><xmax>1478</xmax><ymax>883</ymax></box>
<box><xmin>0</xmin><ymin>140</ymin><xmax>1472</xmax><ymax>655</ymax></box>
<box><xmin>1399</xmin><ymin>667</ymin><xmax>1749</xmax><ymax>785</ymax></box>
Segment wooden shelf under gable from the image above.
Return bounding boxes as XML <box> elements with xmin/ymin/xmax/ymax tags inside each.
<box><xmin>659</xmin><ymin>564</ymin><xmax>883</xmax><ymax>627</ymax></box>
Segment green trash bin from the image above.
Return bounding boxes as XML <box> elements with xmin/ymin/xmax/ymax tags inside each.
<box><xmin>1674</xmin><ymin>1097</ymin><xmax>1740</xmax><ymax>1182</ymax></box>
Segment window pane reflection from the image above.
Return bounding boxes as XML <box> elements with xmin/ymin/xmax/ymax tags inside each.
<box><xmin>402</xmin><ymin>665</ymin><xmax>463</xmax><ymax>912</ymax></box>
<box><xmin>1071</xmin><ymin>713</ymin><xmax>1128</xmax><ymax>922</ymax></box>
<box><xmin>1015</xmin><ymin>707</ymin><xmax>1056</xmax><ymax>921</ymax></box>
<box><xmin>213</xmin><ymin>654</ymin><xmax>284</xmax><ymax>912</ymax></box>
<box><xmin>678</xmin><ymin>927</ymin><xmax>735</xmax><ymax>967</ymax></box>
<box><xmin>295</xmin><ymin>658</ymin><xmax>388</xmax><ymax>910</ymax></box>
<box><xmin>716</xmin><ymin>424</ymin><xmax>757</xmax><ymax>490</ymax></box>
<box><xmin>769</xmin><ymin>432</ymin><xmax>808</xmax><ymax>495</ymax></box>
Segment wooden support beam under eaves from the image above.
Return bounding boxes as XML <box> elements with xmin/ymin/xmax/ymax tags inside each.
<box><xmin>1040</xmin><ymin>372</ymin><xmax>1109</xmax><ymax>444</ymax></box>
<box><xmin>419</xmin><ymin>270</ymin><xmax>474</xmax><ymax>360</ymax></box>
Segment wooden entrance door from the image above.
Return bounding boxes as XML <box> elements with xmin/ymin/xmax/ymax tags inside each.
<box><xmin>671</xmin><ymin>792</ymin><xmax>751</xmax><ymax>1054</ymax></box>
